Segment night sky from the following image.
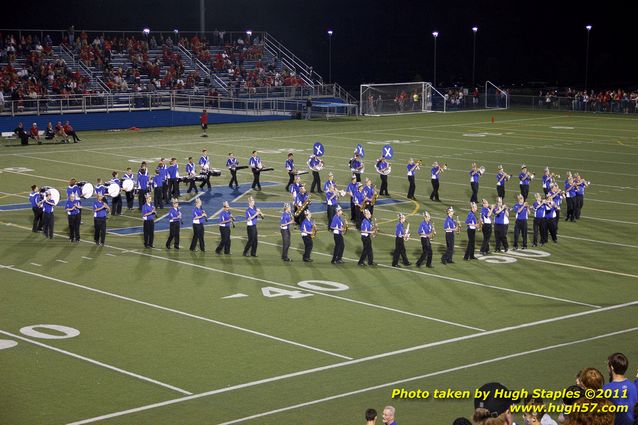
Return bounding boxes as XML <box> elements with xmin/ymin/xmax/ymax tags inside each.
<box><xmin>2</xmin><ymin>0</ymin><xmax>633</xmax><ymax>92</ymax></box>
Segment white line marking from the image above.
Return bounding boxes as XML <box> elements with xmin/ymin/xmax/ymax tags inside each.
<box><xmin>66</xmin><ymin>301</ymin><xmax>638</xmax><ymax>425</ymax></box>
<box><xmin>30</xmin><ymin>262</ymin><xmax>42</xmax><ymax>267</ymax></box>
<box><xmin>56</xmin><ymin>259</ymin><xmax>69</xmax><ymax>264</ymax></box>
<box><xmin>0</xmin><ymin>265</ymin><xmax>351</xmax><ymax>360</ymax></box>
<box><xmin>81</xmin><ymin>256</ymin><xmax>93</xmax><ymax>260</ymax></box>
<box><xmin>218</xmin><ymin>327</ymin><xmax>638</xmax><ymax>425</ymax></box>
<box><xmin>0</xmin><ymin>329</ymin><xmax>192</xmax><ymax>395</ymax></box>
<box><xmin>211</xmin><ymin>231</ymin><xmax>601</xmax><ymax>309</ymax></box>
<box><xmin>560</xmin><ymin>235</ymin><xmax>638</xmax><ymax>249</ymax></box>
<box><xmin>495</xmin><ymin>253</ymin><xmax>638</xmax><ymax>279</ymax></box>
<box><xmin>105</xmin><ymin>253</ymin><xmax>116</xmax><ymax>257</ymax></box>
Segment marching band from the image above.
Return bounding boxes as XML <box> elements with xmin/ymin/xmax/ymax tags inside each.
<box><xmin>26</xmin><ymin>143</ymin><xmax>592</xmax><ymax>270</ymax></box>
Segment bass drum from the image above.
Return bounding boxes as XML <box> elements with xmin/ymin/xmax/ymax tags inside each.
<box><xmin>81</xmin><ymin>182</ymin><xmax>94</xmax><ymax>199</ymax></box>
<box><xmin>108</xmin><ymin>183</ymin><xmax>121</xmax><ymax>198</ymax></box>
<box><xmin>47</xmin><ymin>188</ymin><xmax>61</xmax><ymax>205</ymax></box>
<box><xmin>122</xmin><ymin>179</ymin><xmax>135</xmax><ymax>192</ymax></box>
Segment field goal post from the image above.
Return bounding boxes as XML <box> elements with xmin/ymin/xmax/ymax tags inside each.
<box><xmin>360</xmin><ymin>81</ymin><xmax>439</xmax><ymax>116</ymax></box>
<box><xmin>485</xmin><ymin>81</ymin><xmax>509</xmax><ymax>109</ymax></box>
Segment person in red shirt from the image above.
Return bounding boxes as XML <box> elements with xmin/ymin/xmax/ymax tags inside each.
<box><xmin>200</xmin><ymin>109</ymin><xmax>208</xmax><ymax>137</ymax></box>
<box><xmin>63</xmin><ymin>120</ymin><xmax>81</xmax><ymax>143</ymax></box>
<box><xmin>55</xmin><ymin>121</ymin><xmax>69</xmax><ymax>143</ymax></box>
<box><xmin>29</xmin><ymin>123</ymin><xmax>41</xmax><ymax>144</ymax></box>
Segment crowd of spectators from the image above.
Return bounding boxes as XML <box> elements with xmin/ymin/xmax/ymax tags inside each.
<box><xmin>538</xmin><ymin>89</ymin><xmax>638</xmax><ymax>113</ymax></box>
<box><xmin>0</xmin><ymin>32</ymin><xmax>92</xmax><ymax>113</ymax></box>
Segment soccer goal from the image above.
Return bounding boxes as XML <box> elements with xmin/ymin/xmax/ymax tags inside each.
<box><xmin>485</xmin><ymin>81</ymin><xmax>509</xmax><ymax>109</ymax></box>
<box><xmin>360</xmin><ymin>82</ymin><xmax>445</xmax><ymax>116</ymax></box>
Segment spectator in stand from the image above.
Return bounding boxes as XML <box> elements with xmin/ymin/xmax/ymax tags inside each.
<box><xmin>473</xmin><ymin>382</ymin><xmax>516</xmax><ymax>425</ymax></box>
<box><xmin>382</xmin><ymin>406</ymin><xmax>397</xmax><ymax>425</ymax></box>
<box><xmin>14</xmin><ymin>122</ymin><xmax>29</xmax><ymax>145</ymax></box>
<box><xmin>44</xmin><ymin>122</ymin><xmax>55</xmax><ymax>140</ymax></box>
<box><xmin>365</xmin><ymin>408</ymin><xmax>377</xmax><ymax>424</ymax></box>
<box><xmin>28</xmin><ymin>123</ymin><xmax>41</xmax><ymax>144</ymax></box>
<box><xmin>55</xmin><ymin>121</ymin><xmax>69</xmax><ymax>143</ymax></box>
<box><xmin>63</xmin><ymin>120</ymin><xmax>81</xmax><ymax>143</ymax></box>
<box><xmin>603</xmin><ymin>353</ymin><xmax>637</xmax><ymax>425</ymax></box>
<box><xmin>576</xmin><ymin>367</ymin><xmax>604</xmax><ymax>390</ymax></box>
<box><xmin>564</xmin><ymin>398</ymin><xmax>615</xmax><ymax>425</ymax></box>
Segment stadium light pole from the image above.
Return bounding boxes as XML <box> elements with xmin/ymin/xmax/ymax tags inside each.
<box><xmin>584</xmin><ymin>25</ymin><xmax>592</xmax><ymax>91</ymax></box>
<box><xmin>432</xmin><ymin>32</ymin><xmax>438</xmax><ymax>87</ymax></box>
<box><xmin>327</xmin><ymin>30</ymin><xmax>333</xmax><ymax>84</ymax></box>
<box><xmin>472</xmin><ymin>26</ymin><xmax>478</xmax><ymax>87</ymax></box>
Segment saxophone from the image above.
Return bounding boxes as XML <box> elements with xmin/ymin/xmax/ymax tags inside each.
<box><xmin>343</xmin><ymin>217</ymin><xmax>349</xmax><ymax>235</ymax></box>
<box><xmin>294</xmin><ymin>195</ymin><xmax>312</xmax><ymax>217</ymax></box>
<box><xmin>311</xmin><ymin>223</ymin><xmax>318</xmax><ymax>239</ymax></box>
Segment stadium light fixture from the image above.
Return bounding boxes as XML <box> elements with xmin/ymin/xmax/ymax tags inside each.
<box><xmin>586</xmin><ymin>25</ymin><xmax>592</xmax><ymax>31</ymax></box>
<box><xmin>142</xmin><ymin>28</ymin><xmax>150</xmax><ymax>36</ymax></box>
<box><xmin>432</xmin><ymin>32</ymin><xmax>438</xmax><ymax>87</ymax></box>
<box><xmin>246</xmin><ymin>30</ymin><xmax>252</xmax><ymax>36</ymax></box>
<box><xmin>472</xmin><ymin>26</ymin><xmax>478</xmax><ymax>33</ymax></box>
<box><xmin>173</xmin><ymin>29</ymin><xmax>179</xmax><ymax>34</ymax></box>
<box><xmin>327</xmin><ymin>30</ymin><xmax>333</xmax><ymax>36</ymax></box>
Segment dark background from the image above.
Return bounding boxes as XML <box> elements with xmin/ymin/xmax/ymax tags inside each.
<box><xmin>2</xmin><ymin>0</ymin><xmax>633</xmax><ymax>92</ymax></box>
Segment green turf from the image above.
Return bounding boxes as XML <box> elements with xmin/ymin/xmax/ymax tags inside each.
<box><xmin>0</xmin><ymin>110</ymin><xmax>637</xmax><ymax>424</ymax></box>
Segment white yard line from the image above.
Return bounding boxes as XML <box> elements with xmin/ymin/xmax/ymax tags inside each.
<box><xmin>66</xmin><ymin>302</ymin><xmax>638</xmax><ymax>425</ymax></box>
<box><xmin>0</xmin><ymin>264</ymin><xmax>352</xmax><ymax>361</ymax></box>
<box><xmin>0</xmin><ymin>329</ymin><xmax>192</xmax><ymax>396</ymax></box>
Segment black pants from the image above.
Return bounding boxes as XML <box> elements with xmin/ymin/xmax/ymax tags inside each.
<box><xmin>111</xmin><ymin>195</ymin><xmax>122</xmax><ymax>215</ymax></box>
<box><xmin>251</xmin><ymin>169</ymin><xmax>261</xmax><ymax>190</ymax></box>
<box><xmin>244</xmin><ymin>225</ymin><xmax>258</xmax><ymax>255</ymax></box>
<box><xmin>286</xmin><ymin>172</ymin><xmax>295</xmax><ymax>192</ymax></box>
<box><xmin>470</xmin><ymin>182</ymin><xmax>479</xmax><ymax>203</ymax></box>
<box><xmin>332</xmin><ymin>233</ymin><xmax>344</xmax><ymax>262</ymax></box>
<box><xmin>392</xmin><ymin>237</ymin><xmax>409</xmax><ymax>266</ymax></box>
<box><xmin>353</xmin><ymin>173</ymin><xmax>361</xmax><ymax>183</ymax></box>
<box><xmin>574</xmin><ymin>195</ymin><xmax>583</xmax><ymax>219</ymax></box>
<box><xmin>494</xmin><ymin>224</ymin><xmax>508</xmax><ymax>251</ymax></box>
<box><xmin>417</xmin><ymin>237</ymin><xmax>432</xmax><ymax>267</ymax></box>
<box><xmin>169</xmin><ymin>178</ymin><xmax>179</xmax><ymax>199</ymax></box>
<box><xmin>125</xmin><ymin>190</ymin><xmax>135</xmax><ymax>209</ymax></box>
<box><xmin>294</xmin><ymin>207</ymin><xmax>305</xmax><ymax>225</ymax></box>
<box><xmin>280</xmin><ymin>228</ymin><xmax>290</xmax><ymax>259</ymax></box>
<box><xmin>355</xmin><ymin>207</ymin><xmax>363</xmax><ymax>230</ymax></box>
<box><xmin>190</xmin><ymin>223</ymin><xmax>205</xmax><ymax>251</ymax></box>
<box><xmin>229</xmin><ymin>170</ymin><xmax>238</xmax><ymax>189</ymax></box>
<box><xmin>379</xmin><ymin>174</ymin><xmax>388</xmax><ymax>195</ymax></box>
<box><xmin>520</xmin><ymin>184</ymin><xmax>529</xmax><ymax>201</ymax></box>
<box><xmin>513</xmin><ymin>219</ymin><xmax>528</xmax><ymax>248</ymax></box>
<box><xmin>187</xmin><ymin>178</ymin><xmax>198</xmax><ymax>194</ymax></box>
<box><xmin>311</xmin><ymin>171</ymin><xmax>322</xmax><ymax>193</ymax></box>
<box><xmin>359</xmin><ymin>236</ymin><xmax>373</xmax><ymax>265</ymax></box>
<box><xmin>143</xmin><ymin>220</ymin><xmax>155</xmax><ymax>247</ymax></box>
<box><xmin>350</xmin><ymin>198</ymin><xmax>356</xmax><ymax>221</ymax></box>
<box><xmin>464</xmin><ymin>228</ymin><xmax>476</xmax><ymax>259</ymax></box>
<box><xmin>199</xmin><ymin>174</ymin><xmax>211</xmax><ymax>190</ymax></box>
<box><xmin>533</xmin><ymin>217</ymin><xmax>545</xmax><ymax>245</ymax></box>
<box><xmin>68</xmin><ymin>130</ymin><xmax>80</xmax><ymax>142</ymax></box>
<box><xmin>161</xmin><ymin>184</ymin><xmax>168</xmax><ymax>203</ymax></box>
<box><xmin>138</xmin><ymin>189</ymin><xmax>147</xmax><ymax>210</ymax></box>
<box><xmin>430</xmin><ymin>179</ymin><xmax>440</xmax><ymax>201</ymax></box>
<box><xmin>302</xmin><ymin>235</ymin><xmax>313</xmax><ymax>260</ymax></box>
<box><xmin>154</xmin><ymin>187</ymin><xmax>164</xmax><ymax>209</ymax></box>
<box><xmin>32</xmin><ymin>206</ymin><xmax>43</xmax><ymax>231</ymax></box>
<box><xmin>497</xmin><ymin>185</ymin><xmax>505</xmax><ymax>200</ymax></box>
<box><xmin>19</xmin><ymin>134</ymin><xmax>29</xmax><ymax>145</ymax></box>
<box><xmin>166</xmin><ymin>221</ymin><xmax>180</xmax><ymax>248</ymax></box>
<box><xmin>441</xmin><ymin>232</ymin><xmax>455</xmax><ymax>263</ymax></box>
<box><xmin>407</xmin><ymin>175</ymin><xmax>416</xmax><ymax>199</ymax></box>
<box><xmin>68</xmin><ymin>214</ymin><xmax>80</xmax><ymax>241</ymax></box>
<box><xmin>543</xmin><ymin>187</ymin><xmax>549</xmax><ymax>196</ymax></box>
<box><xmin>94</xmin><ymin>217</ymin><xmax>106</xmax><ymax>244</ymax></box>
<box><xmin>42</xmin><ymin>212</ymin><xmax>54</xmax><ymax>238</ymax></box>
<box><xmin>565</xmin><ymin>197</ymin><xmax>575</xmax><ymax>221</ymax></box>
<box><xmin>480</xmin><ymin>223</ymin><xmax>492</xmax><ymax>254</ymax></box>
<box><xmin>216</xmin><ymin>226</ymin><xmax>231</xmax><ymax>254</ymax></box>
<box><xmin>326</xmin><ymin>205</ymin><xmax>336</xmax><ymax>229</ymax></box>
<box><xmin>546</xmin><ymin>216</ymin><xmax>557</xmax><ymax>242</ymax></box>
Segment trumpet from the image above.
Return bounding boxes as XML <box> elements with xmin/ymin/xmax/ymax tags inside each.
<box><xmin>441</xmin><ymin>163</ymin><xmax>448</xmax><ymax>171</ymax></box>
<box><xmin>415</xmin><ymin>160</ymin><xmax>423</xmax><ymax>167</ymax></box>
<box><xmin>338</xmin><ymin>189</ymin><xmax>347</xmax><ymax>197</ymax></box>
<box><xmin>403</xmin><ymin>222</ymin><xmax>411</xmax><ymax>241</ymax></box>
<box><xmin>372</xmin><ymin>217</ymin><xmax>379</xmax><ymax>238</ymax></box>
<box><xmin>478</xmin><ymin>166</ymin><xmax>486</xmax><ymax>175</ymax></box>
<box><xmin>551</xmin><ymin>172</ymin><xmax>561</xmax><ymax>179</ymax></box>
<box><xmin>455</xmin><ymin>215</ymin><xmax>461</xmax><ymax>234</ymax></box>
<box><xmin>256</xmin><ymin>208</ymin><xmax>264</xmax><ymax>220</ymax></box>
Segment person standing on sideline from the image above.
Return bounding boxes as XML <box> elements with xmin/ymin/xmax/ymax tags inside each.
<box><xmin>200</xmin><ymin>109</ymin><xmax>208</xmax><ymax>137</ymax></box>
<box><xmin>65</xmin><ymin>193</ymin><xmax>82</xmax><ymax>242</ymax></box>
<box><xmin>406</xmin><ymin>159</ymin><xmax>420</xmax><ymax>200</ymax></box>
<box><xmin>430</xmin><ymin>161</ymin><xmax>443</xmax><ymax>201</ymax></box>
<box><xmin>479</xmin><ymin>198</ymin><xmax>493</xmax><ymax>255</ymax></box>
<box><xmin>93</xmin><ymin>193</ymin><xmax>109</xmax><ymax>246</ymax></box>
<box><xmin>141</xmin><ymin>194</ymin><xmax>156</xmax><ymax>248</ymax></box>
<box><xmin>463</xmin><ymin>202</ymin><xmax>479</xmax><ymax>260</ymax></box>
<box><xmin>215</xmin><ymin>201</ymin><xmax>233</xmax><ymax>255</ymax></box>
<box><xmin>189</xmin><ymin>198</ymin><xmax>207</xmax><ymax>251</ymax></box>
<box><xmin>416</xmin><ymin>211</ymin><xmax>434</xmax><ymax>268</ymax></box>
<box><xmin>29</xmin><ymin>185</ymin><xmax>43</xmax><ymax>232</ymax></box>
<box><xmin>41</xmin><ymin>191</ymin><xmax>56</xmax><ymax>239</ymax></box>
<box><xmin>165</xmin><ymin>199</ymin><xmax>182</xmax><ymax>249</ymax></box>
<box><xmin>330</xmin><ymin>206</ymin><xmax>345</xmax><ymax>264</ymax></box>
<box><xmin>391</xmin><ymin>213</ymin><xmax>411</xmax><ymax>267</ymax></box>
<box><xmin>511</xmin><ymin>194</ymin><xmax>530</xmax><ymax>250</ymax></box>
<box><xmin>279</xmin><ymin>203</ymin><xmax>293</xmax><ymax>261</ymax></box>
<box><xmin>305</xmin><ymin>97</ymin><xmax>312</xmax><ymax>120</ymax></box>
<box><xmin>441</xmin><ymin>206</ymin><xmax>459</xmax><ymax>264</ymax></box>
<box><xmin>358</xmin><ymin>209</ymin><xmax>376</xmax><ymax>266</ymax></box>
<box><xmin>243</xmin><ymin>197</ymin><xmax>261</xmax><ymax>256</ymax></box>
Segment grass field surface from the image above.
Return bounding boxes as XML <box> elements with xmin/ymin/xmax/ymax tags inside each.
<box><xmin>1</xmin><ymin>110</ymin><xmax>637</xmax><ymax>424</ymax></box>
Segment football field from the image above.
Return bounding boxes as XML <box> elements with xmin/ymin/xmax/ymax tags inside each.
<box><xmin>1</xmin><ymin>110</ymin><xmax>637</xmax><ymax>424</ymax></box>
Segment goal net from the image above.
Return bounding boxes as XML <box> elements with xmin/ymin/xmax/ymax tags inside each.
<box><xmin>485</xmin><ymin>81</ymin><xmax>509</xmax><ymax>109</ymax></box>
<box><xmin>360</xmin><ymin>82</ymin><xmax>443</xmax><ymax>115</ymax></box>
